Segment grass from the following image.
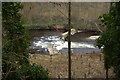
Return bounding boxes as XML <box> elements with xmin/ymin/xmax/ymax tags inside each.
<box><xmin>23</xmin><ymin>19</ymin><xmax>67</xmax><ymax>29</ymax></box>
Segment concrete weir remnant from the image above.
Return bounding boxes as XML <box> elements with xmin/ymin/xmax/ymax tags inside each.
<box><xmin>61</xmin><ymin>28</ymin><xmax>82</xmax><ymax>40</ymax></box>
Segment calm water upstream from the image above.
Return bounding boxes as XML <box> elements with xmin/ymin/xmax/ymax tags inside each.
<box><xmin>29</xmin><ymin>30</ymin><xmax>101</xmax><ymax>54</ymax></box>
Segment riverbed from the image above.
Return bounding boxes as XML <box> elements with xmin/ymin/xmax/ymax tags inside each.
<box><xmin>29</xmin><ymin>30</ymin><xmax>101</xmax><ymax>54</ymax></box>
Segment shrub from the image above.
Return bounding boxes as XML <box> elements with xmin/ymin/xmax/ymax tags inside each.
<box><xmin>2</xmin><ymin>2</ymin><xmax>49</xmax><ymax>80</ymax></box>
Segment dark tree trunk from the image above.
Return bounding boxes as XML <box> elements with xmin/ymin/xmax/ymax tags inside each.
<box><xmin>106</xmin><ymin>68</ymin><xmax>108</xmax><ymax>80</ymax></box>
<box><xmin>68</xmin><ymin>1</ymin><xmax>71</xmax><ymax>80</ymax></box>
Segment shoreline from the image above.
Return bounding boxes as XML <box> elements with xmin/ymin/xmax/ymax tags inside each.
<box><xmin>29</xmin><ymin>28</ymin><xmax>101</xmax><ymax>33</ymax></box>
<box><xmin>29</xmin><ymin>52</ymin><xmax>114</xmax><ymax>78</ymax></box>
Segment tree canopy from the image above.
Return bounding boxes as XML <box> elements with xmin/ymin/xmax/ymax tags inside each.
<box><xmin>96</xmin><ymin>2</ymin><xmax>120</xmax><ymax>78</ymax></box>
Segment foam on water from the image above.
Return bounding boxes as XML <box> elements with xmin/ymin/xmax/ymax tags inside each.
<box><xmin>86</xmin><ymin>35</ymin><xmax>100</xmax><ymax>40</ymax></box>
<box><xmin>30</xmin><ymin>35</ymin><xmax>99</xmax><ymax>53</ymax></box>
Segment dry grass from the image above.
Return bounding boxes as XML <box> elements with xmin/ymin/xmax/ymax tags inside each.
<box><xmin>29</xmin><ymin>52</ymin><xmax>114</xmax><ymax>78</ymax></box>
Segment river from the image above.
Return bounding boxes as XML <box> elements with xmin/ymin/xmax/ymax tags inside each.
<box><xmin>29</xmin><ymin>30</ymin><xmax>101</xmax><ymax>54</ymax></box>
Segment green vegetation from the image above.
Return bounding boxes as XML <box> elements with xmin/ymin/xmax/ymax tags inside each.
<box><xmin>34</xmin><ymin>20</ymin><xmax>66</xmax><ymax>27</ymax></box>
<box><xmin>2</xmin><ymin>2</ymin><xmax>49</xmax><ymax>80</ymax></box>
<box><xmin>96</xmin><ymin>2</ymin><xmax>120</xmax><ymax>78</ymax></box>
<box><xmin>45</xmin><ymin>20</ymin><xmax>66</xmax><ymax>25</ymax></box>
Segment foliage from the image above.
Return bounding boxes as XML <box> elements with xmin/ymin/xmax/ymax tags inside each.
<box><xmin>2</xmin><ymin>2</ymin><xmax>49</xmax><ymax>80</ymax></box>
<box><xmin>19</xmin><ymin>64</ymin><xmax>49</xmax><ymax>80</ymax></box>
<box><xmin>2</xmin><ymin>64</ymin><xmax>49</xmax><ymax>80</ymax></box>
<box><xmin>96</xmin><ymin>2</ymin><xmax>120</xmax><ymax>78</ymax></box>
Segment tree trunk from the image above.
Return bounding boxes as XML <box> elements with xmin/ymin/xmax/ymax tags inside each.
<box><xmin>106</xmin><ymin>68</ymin><xmax>108</xmax><ymax>80</ymax></box>
<box><xmin>68</xmin><ymin>1</ymin><xmax>71</xmax><ymax>80</ymax></box>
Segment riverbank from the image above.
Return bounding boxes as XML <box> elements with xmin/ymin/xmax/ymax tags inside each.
<box><xmin>29</xmin><ymin>52</ymin><xmax>114</xmax><ymax>78</ymax></box>
<box><xmin>29</xmin><ymin>27</ymin><xmax>102</xmax><ymax>33</ymax></box>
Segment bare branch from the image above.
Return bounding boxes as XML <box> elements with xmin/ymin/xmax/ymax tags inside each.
<box><xmin>95</xmin><ymin>23</ymin><xmax>103</xmax><ymax>33</ymax></box>
<box><xmin>49</xmin><ymin>2</ymin><xmax>68</xmax><ymax>19</ymax></box>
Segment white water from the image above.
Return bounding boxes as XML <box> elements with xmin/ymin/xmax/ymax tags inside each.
<box><xmin>30</xmin><ymin>35</ymin><xmax>100</xmax><ymax>54</ymax></box>
<box><xmin>86</xmin><ymin>35</ymin><xmax>100</xmax><ymax>40</ymax></box>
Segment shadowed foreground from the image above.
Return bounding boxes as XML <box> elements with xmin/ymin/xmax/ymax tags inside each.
<box><xmin>29</xmin><ymin>52</ymin><xmax>114</xmax><ymax>78</ymax></box>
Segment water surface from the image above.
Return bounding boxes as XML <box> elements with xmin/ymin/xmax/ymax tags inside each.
<box><xmin>29</xmin><ymin>30</ymin><xmax>101</xmax><ymax>54</ymax></box>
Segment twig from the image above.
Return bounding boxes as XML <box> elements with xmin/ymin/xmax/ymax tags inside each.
<box><xmin>95</xmin><ymin>23</ymin><xmax>103</xmax><ymax>33</ymax></box>
<box><xmin>49</xmin><ymin>2</ymin><xmax>68</xmax><ymax>19</ymax></box>
<box><xmin>2</xmin><ymin>35</ymin><xmax>26</xmax><ymax>48</ymax></box>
